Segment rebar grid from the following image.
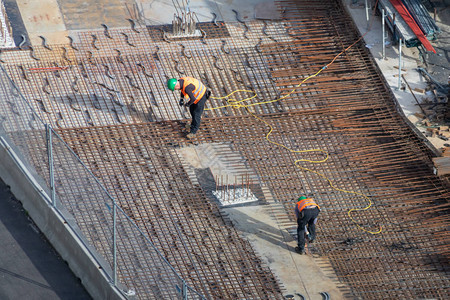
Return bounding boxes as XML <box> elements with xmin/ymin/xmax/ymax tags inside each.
<box><xmin>57</xmin><ymin>124</ymin><xmax>281</xmax><ymax>299</ymax></box>
<box><xmin>0</xmin><ymin>0</ymin><xmax>448</xmax><ymax>298</ymax></box>
<box><xmin>273</xmin><ymin>0</ymin><xmax>449</xmax><ymax>298</ymax></box>
<box><xmin>4</xmin><ymin>18</ymin><xmax>299</xmax><ymax>128</ymax></box>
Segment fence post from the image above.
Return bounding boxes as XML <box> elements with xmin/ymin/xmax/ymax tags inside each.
<box><xmin>182</xmin><ymin>281</ymin><xmax>187</xmax><ymax>300</ymax></box>
<box><xmin>382</xmin><ymin>8</ymin><xmax>386</xmax><ymax>60</ymax></box>
<box><xmin>113</xmin><ymin>203</ymin><xmax>117</xmax><ymax>286</ymax></box>
<box><xmin>46</xmin><ymin>124</ymin><xmax>56</xmax><ymax>207</ymax></box>
<box><xmin>398</xmin><ymin>38</ymin><xmax>402</xmax><ymax>90</ymax></box>
<box><xmin>365</xmin><ymin>0</ymin><xmax>369</xmax><ymax>29</ymax></box>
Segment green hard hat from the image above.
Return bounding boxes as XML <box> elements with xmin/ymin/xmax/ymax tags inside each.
<box><xmin>167</xmin><ymin>78</ymin><xmax>177</xmax><ymax>91</ymax></box>
<box><xmin>298</xmin><ymin>196</ymin><xmax>307</xmax><ymax>201</ymax></box>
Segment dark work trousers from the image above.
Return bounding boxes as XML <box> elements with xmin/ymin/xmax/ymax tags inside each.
<box><xmin>297</xmin><ymin>207</ymin><xmax>320</xmax><ymax>250</ymax></box>
<box><xmin>189</xmin><ymin>93</ymin><xmax>207</xmax><ymax>134</ymax></box>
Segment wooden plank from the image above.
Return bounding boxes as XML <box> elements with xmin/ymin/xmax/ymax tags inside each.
<box><xmin>441</xmin><ymin>147</ymin><xmax>450</xmax><ymax>157</ymax></box>
<box><xmin>432</xmin><ymin>157</ymin><xmax>450</xmax><ymax>176</ymax></box>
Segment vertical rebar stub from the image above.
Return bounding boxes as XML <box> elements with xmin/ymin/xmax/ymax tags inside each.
<box><xmin>213</xmin><ymin>188</ymin><xmax>258</xmax><ymax>207</ymax></box>
<box><xmin>170</xmin><ymin>3</ymin><xmax>201</xmax><ymax>38</ymax></box>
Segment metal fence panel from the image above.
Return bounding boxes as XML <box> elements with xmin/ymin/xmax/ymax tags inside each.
<box><xmin>0</xmin><ymin>65</ymin><xmax>203</xmax><ymax>299</ymax></box>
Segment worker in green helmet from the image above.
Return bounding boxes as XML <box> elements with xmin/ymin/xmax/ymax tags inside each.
<box><xmin>294</xmin><ymin>196</ymin><xmax>320</xmax><ymax>254</ymax></box>
<box><xmin>167</xmin><ymin>77</ymin><xmax>211</xmax><ymax>139</ymax></box>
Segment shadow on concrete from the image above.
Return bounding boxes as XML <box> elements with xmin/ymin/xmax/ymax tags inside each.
<box><xmin>223</xmin><ymin>206</ymin><xmax>293</xmax><ymax>251</ymax></box>
<box><xmin>0</xmin><ymin>178</ymin><xmax>91</xmax><ymax>300</ymax></box>
<box><xmin>192</xmin><ymin>167</ymin><xmax>293</xmax><ymax>249</ymax></box>
<box><xmin>3</xmin><ymin>0</ymin><xmax>30</xmax><ymax>48</ymax></box>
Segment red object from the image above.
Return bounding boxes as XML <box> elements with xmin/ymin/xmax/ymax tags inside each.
<box><xmin>389</xmin><ymin>0</ymin><xmax>436</xmax><ymax>53</ymax></box>
<box><xmin>29</xmin><ymin>66</ymin><xmax>69</xmax><ymax>72</ymax></box>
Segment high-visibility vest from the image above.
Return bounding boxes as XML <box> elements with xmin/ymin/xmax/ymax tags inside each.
<box><xmin>296</xmin><ymin>198</ymin><xmax>320</xmax><ymax>213</ymax></box>
<box><xmin>180</xmin><ymin>76</ymin><xmax>206</xmax><ymax>104</ymax></box>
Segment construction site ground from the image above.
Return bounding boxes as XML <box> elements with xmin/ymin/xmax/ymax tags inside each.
<box><xmin>0</xmin><ymin>0</ymin><xmax>448</xmax><ymax>299</ymax></box>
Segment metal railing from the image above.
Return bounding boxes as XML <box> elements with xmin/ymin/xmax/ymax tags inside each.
<box><xmin>0</xmin><ymin>65</ymin><xmax>204</xmax><ymax>299</ymax></box>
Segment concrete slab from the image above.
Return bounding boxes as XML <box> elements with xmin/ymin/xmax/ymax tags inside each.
<box><xmin>136</xmin><ymin>0</ymin><xmax>274</xmax><ymax>25</ymax></box>
<box><xmin>176</xmin><ymin>143</ymin><xmax>257</xmax><ymax>182</ymax></box>
<box><xmin>12</xmin><ymin>0</ymin><xmax>281</xmax><ymax>42</ymax></box>
<box><xmin>57</xmin><ymin>0</ymin><xmax>136</xmax><ymax>30</ymax></box>
<box><xmin>16</xmin><ymin>0</ymin><xmax>68</xmax><ymax>45</ymax></box>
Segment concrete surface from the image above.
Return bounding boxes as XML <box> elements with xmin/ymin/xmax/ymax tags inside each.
<box><xmin>177</xmin><ymin>143</ymin><xmax>257</xmax><ymax>183</ymax></box>
<box><xmin>5</xmin><ymin>0</ymin><xmax>275</xmax><ymax>44</ymax></box>
<box><xmin>16</xmin><ymin>0</ymin><xmax>68</xmax><ymax>45</ymax></box>
<box><xmin>3</xmin><ymin>0</ymin><xmax>29</xmax><ymax>47</ymax></box>
<box><xmin>57</xmin><ymin>0</ymin><xmax>136</xmax><ymax>30</ymax></box>
<box><xmin>254</xmin><ymin>1</ymin><xmax>282</xmax><ymax>20</ymax></box>
<box><xmin>135</xmin><ymin>0</ymin><xmax>273</xmax><ymax>25</ymax></box>
<box><xmin>0</xmin><ymin>178</ymin><xmax>91</xmax><ymax>299</ymax></box>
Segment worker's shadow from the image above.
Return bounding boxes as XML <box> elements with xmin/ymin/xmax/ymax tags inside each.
<box><xmin>221</xmin><ymin>206</ymin><xmax>294</xmax><ymax>251</ymax></box>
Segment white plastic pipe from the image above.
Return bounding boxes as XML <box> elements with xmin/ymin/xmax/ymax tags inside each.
<box><xmin>365</xmin><ymin>0</ymin><xmax>369</xmax><ymax>29</ymax></box>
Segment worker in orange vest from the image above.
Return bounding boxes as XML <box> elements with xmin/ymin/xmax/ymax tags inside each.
<box><xmin>294</xmin><ymin>196</ymin><xmax>320</xmax><ymax>254</ymax></box>
<box><xmin>167</xmin><ymin>77</ymin><xmax>211</xmax><ymax>139</ymax></box>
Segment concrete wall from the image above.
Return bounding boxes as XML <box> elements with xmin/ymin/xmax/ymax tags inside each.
<box><xmin>0</xmin><ymin>136</ymin><xmax>127</xmax><ymax>300</ymax></box>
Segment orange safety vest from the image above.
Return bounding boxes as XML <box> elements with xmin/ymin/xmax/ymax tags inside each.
<box><xmin>180</xmin><ymin>76</ymin><xmax>206</xmax><ymax>104</ymax></box>
<box><xmin>296</xmin><ymin>198</ymin><xmax>320</xmax><ymax>213</ymax></box>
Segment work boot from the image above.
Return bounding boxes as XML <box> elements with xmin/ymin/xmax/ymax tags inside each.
<box><xmin>186</xmin><ymin>133</ymin><xmax>196</xmax><ymax>139</ymax></box>
<box><xmin>294</xmin><ymin>246</ymin><xmax>305</xmax><ymax>254</ymax></box>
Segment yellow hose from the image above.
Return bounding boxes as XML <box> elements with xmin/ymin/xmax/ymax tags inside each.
<box><xmin>205</xmin><ymin>37</ymin><xmax>382</xmax><ymax>234</ymax></box>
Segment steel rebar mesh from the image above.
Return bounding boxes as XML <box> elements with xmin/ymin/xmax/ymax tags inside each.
<box><xmin>0</xmin><ymin>0</ymin><xmax>447</xmax><ymax>298</ymax></box>
<box><xmin>0</xmin><ymin>65</ymin><xmax>51</xmax><ymax>195</ymax></box>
